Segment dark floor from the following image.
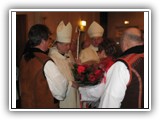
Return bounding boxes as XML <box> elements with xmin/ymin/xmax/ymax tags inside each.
<box><xmin>16</xmin><ymin>99</ymin><xmax>21</xmax><ymax>108</ymax></box>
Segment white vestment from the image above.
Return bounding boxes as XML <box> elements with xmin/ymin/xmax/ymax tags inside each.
<box><xmin>49</xmin><ymin>47</ymin><xmax>80</xmax><ymax>108</ymax></box>
<box><xmin>79</xmin><ymin>45</ymin><xmax>100</xmax><ymax>64</ymax></box>
<box><xmin>98</xmin><ymin>61</ymin><xmax>130</xmax><ymax>108</ymax></box>
<box><xmin>44</xmin><ymin>60</ymin><xmax>68</xmax><ymax>101</ymax></box>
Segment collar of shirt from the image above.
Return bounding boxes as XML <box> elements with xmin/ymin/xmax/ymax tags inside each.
<box><xmin>120</xmin><ymin>45</ymin><xmax>144</xmax><ymax>57</ymax></box>
<box><xmin>50</xmin><ymin>47</ymin><xmax>68</xmax><ymax>59</ymax></box>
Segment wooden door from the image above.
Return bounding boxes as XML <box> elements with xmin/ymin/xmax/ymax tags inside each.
<box><xmin>16</xmin><ymin>15</ymin><xmax>27</xmax><ymax>67</ymax></box>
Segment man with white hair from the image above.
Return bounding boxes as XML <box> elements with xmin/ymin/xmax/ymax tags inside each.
<box><xmin>99</xmin><ymin>27</ymin><xmax>144</xmax><ymax>108</ymax></box>
<box><xmin>79</xmin><ymin>21</ymin><xmax>104</xmax><ymax>64</ymax></box>
<box><xmin>49</xmin><ymin>21</ymin><xmax>80</xmax><ymax>108</ymax></box>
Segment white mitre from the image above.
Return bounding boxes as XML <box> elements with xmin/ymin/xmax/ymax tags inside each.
<box><xmin>87</xmin><ymin>21</ymin><xmax>104</xmax><ymax>38</ymax></box>
<box><xmin>56</xmin><ymin>21</ymin><xmax>72</xmax><ymax>43</ymax></box>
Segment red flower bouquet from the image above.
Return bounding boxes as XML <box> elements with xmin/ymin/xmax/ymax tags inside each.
<box><xmin>72</xmin><ymin>64</ymin><xmax>104</xmax><ymax>86</ymax></box>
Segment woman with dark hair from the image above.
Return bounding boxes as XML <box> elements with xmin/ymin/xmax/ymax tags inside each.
<box><xmin>98</xmin><ymin>39</ymin><xmax>120</xmax><ymax>59</ymax></box>
<box><xmin>78</xmin><ymin>39</ymin><xmax>120</xmax><ymax>108</ymax></box>
<box><xmin>97</xmin><ymin>39</ymin><xmax>121</xmax><ymax>72</ymax></box>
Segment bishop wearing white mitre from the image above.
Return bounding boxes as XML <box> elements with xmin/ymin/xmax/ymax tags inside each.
<box><xmin>49</xmin><ymin>21</ymin><xmax>80</xmax><ymax>108</ymax></box>
<box><xmin>79</xmin><ymin>21</ymin><xmax>104</xmax><ymax>64</ymax></box>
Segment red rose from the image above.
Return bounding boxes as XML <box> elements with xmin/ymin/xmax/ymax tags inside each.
<box><xmin>88</xmin><ymin>74</ymin><xmax>96</xmax><ymax>83</ymax></box>
<box><xmin>94</xmin><ymin>69</ymin><xmax>102</xmax><ymax>76</ymax></box>
<box><xmin>77</xmin><ymin>65</ymin><xmax>86</xmax><ymax>74</ymax></box>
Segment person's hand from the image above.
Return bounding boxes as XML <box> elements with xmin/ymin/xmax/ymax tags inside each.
<box><xmin>72</xmin><ymin>81</ymin><xmax>79</xmax><ymax>89</ymax></box>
